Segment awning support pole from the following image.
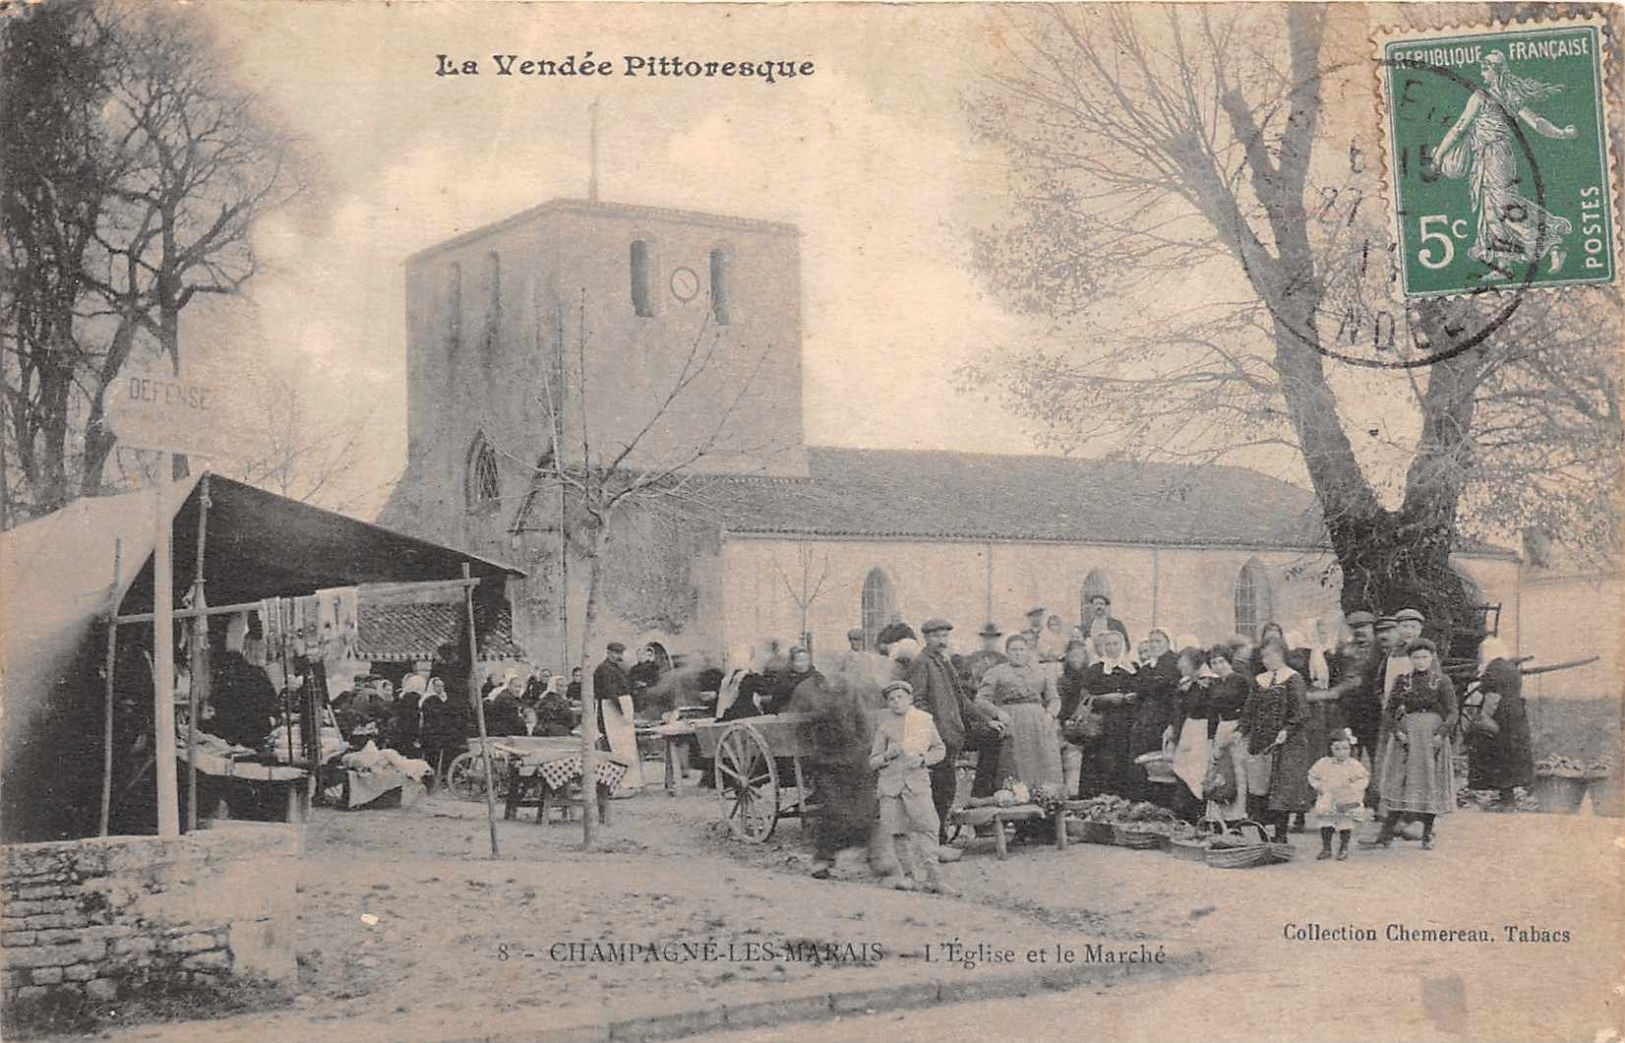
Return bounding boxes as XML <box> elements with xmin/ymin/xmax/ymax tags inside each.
<box><xmin>153</xmin><ymin>457</ymin><xmax>179</xmax><ymax>837</ymax></box>
<box><xmin>464</xmin><ymin>563</ymin><xmax>500</xmax><ymax>859</ymax></box>
<box><xmin>186</xmin><ymin>475</ymin><xmax>211</xmax><ymax>833</ymax></box>
<box><xmin>99</xmin><ymin>538</ymin><xmax>123</xmax><ymax>837</ymax></box>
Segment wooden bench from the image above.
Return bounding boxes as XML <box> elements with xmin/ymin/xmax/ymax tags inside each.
<box><xmin>948</xmin><ymin>803</ymin><xmax>1048</xmax><ymax>859</ymax></box>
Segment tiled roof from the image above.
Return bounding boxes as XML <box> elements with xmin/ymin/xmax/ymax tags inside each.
<box><xmin>356</xmin><ymin>601</ymin><xmax>526</xmax><ymax>663</ymax></box>
<box><xmin>706</xmin><ymin>447</ymin><xmax>1330</xmax><ymax>548</ymax></box>
<box><xmin>705</xmin><ymin>448</ymin><xmax>1519</xmax><ymax>558</ymax></box>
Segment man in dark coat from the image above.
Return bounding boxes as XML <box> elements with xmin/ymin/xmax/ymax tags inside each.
<box><xmin>209</xmin><ymin>615</ymin><xmax>279</xmax><ymax>750</ymax></box>
<box><xmin>592</xmin><ymin>643</ymin><xmax>631</xmax><ymax>741</ymax></box>
<box><xmin>906</xmin><ymin>618</ymin><xmax>974</xmax><ymax>856</ymax></box>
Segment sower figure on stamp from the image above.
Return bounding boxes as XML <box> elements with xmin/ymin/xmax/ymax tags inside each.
<box><xmin>1433</xmin><ymin>50</ymin><xmax>1578</xmax><ymax>277</ymax></box>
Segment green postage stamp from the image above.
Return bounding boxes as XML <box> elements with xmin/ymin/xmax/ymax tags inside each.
<box><xmin>1380</xmin><ymin>19</ymin><xmax>1616</xmax><ymax>298</ymax></box>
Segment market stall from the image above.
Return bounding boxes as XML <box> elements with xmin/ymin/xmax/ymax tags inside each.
<box><xmin>0</xmin><ymin>471</ymin><xmax>523</xmax><ymax>843</ymax></box>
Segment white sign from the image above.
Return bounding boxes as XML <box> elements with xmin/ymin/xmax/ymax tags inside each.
<box><xmin>104</xmin><ymin>368</ymin><xmax>221</xmax><ymax>456</ymax></box>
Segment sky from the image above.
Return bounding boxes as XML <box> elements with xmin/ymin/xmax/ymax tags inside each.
<box><xmin>173</xmin><ymin>2</ymin><xmax>1445</xmax><ymax>520</ymax></box>
<box><xmin>180</xmin><ymin>2</ymin><xmax>1054</xmax><ymax>515</ymax></box>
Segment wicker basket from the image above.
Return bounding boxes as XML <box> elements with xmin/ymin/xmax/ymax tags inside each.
<box><xmin>1081</xmin><ymin>820</ymin><xmax>1116</xmax><ymax>845</ymax></box>
<box><xmin>1203</xmin><ymin>820</ymin><xmax>1272</xmax><ymax>869</ymax></box>
<box><xmin>1266</xmin><ymin>842</ymin><xmax>1296</xmax><ymax>864</ymax></box>
<box><xmin>1166</xmin><ymin>835</ymin><xmax>1211</xmax><ymax>862</ymax></box>
<box><xmin>1111</xmin><ymin>825</ymin><xmax>1164</xmax><ymax>849</ymax></box>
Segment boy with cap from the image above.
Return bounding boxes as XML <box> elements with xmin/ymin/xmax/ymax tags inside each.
<box><xmin>869</xmin><ymin>680</ymin><xmax>950</xmax><ymax>893</ymax></box>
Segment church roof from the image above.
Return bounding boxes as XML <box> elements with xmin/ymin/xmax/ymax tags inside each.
<box><xmin>708</xmin><ymin>447</ymin><xmax>1516</xmax><ymax>558</ymax></box>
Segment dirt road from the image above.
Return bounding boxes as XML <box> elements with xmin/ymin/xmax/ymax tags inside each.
<box><xmin>85</xmin><ymin>787</ymin><xmax>1621</xmax><ymax>1043</ymax></box>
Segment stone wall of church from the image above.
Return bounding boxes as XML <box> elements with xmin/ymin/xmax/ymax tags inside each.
<box><xmin>717</xmin><ymin>536</ymin><xmax>1347</xmax><ymax>662</ymax></box>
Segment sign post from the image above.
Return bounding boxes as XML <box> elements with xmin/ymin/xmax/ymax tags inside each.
<box><xmin>106</xmin><ymin>367</ymin><xmax>220</xmax><ymax>839</ymax></box>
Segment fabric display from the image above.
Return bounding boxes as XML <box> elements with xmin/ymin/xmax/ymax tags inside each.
<box><xmin>315</xmin><ymin>587</ymin><xmax>360</xmax><ymax>662</ymax></box>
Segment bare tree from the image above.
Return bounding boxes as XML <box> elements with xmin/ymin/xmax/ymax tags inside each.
<box><xmin>772</xmin><ymin>542</ymin><xmax>835</xmax><ymax>654</ymax></box>
<box><xmin>965</xmin><ymin>4</ymin><xmax>1622</xmax><ymax>636</ymax></box>
<box><xmin>0</xmin><ymin>1</ymin><xmax>303</xmax><ymax>520</ymax></box>
<box><xmin>219</xmin><ymin>371</ymin><xmax>386</xmax><ymax>513</ymax></box>
<box><xmin>515</xmin><ymin>295</ymin><xmax>783</xmax><ymax>847</ymax></box>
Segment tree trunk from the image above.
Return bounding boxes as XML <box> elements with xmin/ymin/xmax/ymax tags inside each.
<box><xmin>577</xmin><ymin>523</ymin><xmax>607</xmax><ymax>848</ymax></box>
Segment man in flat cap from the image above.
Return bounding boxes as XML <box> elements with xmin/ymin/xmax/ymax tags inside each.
<box><xmin>593</xmin><ymin>641</ymin><xmax>643</xmax><ymax>792</ymax></box>
<box><xmin>1394</xmin><ymin>608</ymin><xmax>1425</xmax><ymax>643</ymax></box>
<box><xmin>905</xmin><ymin>619</ymin><xmax>976</xmax><ymax>860</ymax></box>
<box><xmin>1330</xmin><ymin>611</ymin><xmax>1382</xmax><ymax>766</ymax></box>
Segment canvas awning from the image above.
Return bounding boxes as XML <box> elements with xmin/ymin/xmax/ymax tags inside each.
<box><xmin>0</xmin><ymin>472</ymin><xmax>523</xmax><ymax>841</ymax></box>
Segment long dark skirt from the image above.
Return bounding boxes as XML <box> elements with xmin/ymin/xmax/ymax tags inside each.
<box><xmin>1080</xmin><ymin>706</ymin><xmax>1134</xmax><ymax>797</ymax></box>
<box><xmin>808</xmin><ymin>761</ymin><xmax>878</xmax><ymax>861</ymax></box>
<box><xmin>1466</xmin><ymin>695</ymin><xmax>1534</xmax><ymax>790</ymax></box>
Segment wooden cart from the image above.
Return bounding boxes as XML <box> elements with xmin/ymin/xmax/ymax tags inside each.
<box><xmin>693</xmin><ymin>713</ymin><xmax>818</xmax><ymax>843</ymax></box>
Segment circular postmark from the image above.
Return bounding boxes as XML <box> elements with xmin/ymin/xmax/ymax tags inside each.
<box><xmin>1261</xmin><ymin>56</ymin><xmax>1551</xmax><ymax>370</ymax></box>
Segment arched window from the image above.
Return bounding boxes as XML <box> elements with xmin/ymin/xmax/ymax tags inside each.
<box><xmin>860</xmin><ymin>568</ymin><xmax>897</xmax><ymax>651</ymax></box>
<box><xmin>1079</xmin><ymin>568</ymin><xmax>1112</xmax><ymax>627</ymax></box>
<box><xmin>467</xmin><ymin>432</ymin><xmax>500</xmax><ymax>511</ymax></box>
<box><xmin>1234</xmin><ymin>559</ymin><xmax>1273</xmax><ymax>638</ymax></box>
<box><xmin>709</xmin><ymin>247</ymin><xmax>731</xmax><ymax>325</ymax></box>
<box><xmin>630</xmin><ymin>240</ymin><xmax>654</xmax><ymax>317</ymax></box>
<box><xmin>446</xmin><ymin>262</ymin><xmax>462</xmax><ymax>352</ymax></box>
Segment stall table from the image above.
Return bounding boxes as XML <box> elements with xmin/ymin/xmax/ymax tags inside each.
<box><xmin>185</xmin><ymin>749</ymin><xmax>310</xmax><ymax>824</ymax></box>
<box><xmin>493</xmin><ymin>737</ymin><xmax>632</xmax><ymax>825</ymax></box>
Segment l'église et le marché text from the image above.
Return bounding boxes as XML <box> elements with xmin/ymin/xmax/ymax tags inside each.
<box><xmin>435</xmin><ymin>53</ymin><xmax>815</xmax><ymax>85</ymax></box>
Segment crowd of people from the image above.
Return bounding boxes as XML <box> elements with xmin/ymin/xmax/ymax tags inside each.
<box><xmin>677</xmin><ymin>597</ymin><xmax>1535</xmax><ymax>889</ymax></box>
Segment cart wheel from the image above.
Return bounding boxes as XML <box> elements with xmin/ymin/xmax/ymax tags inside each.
<box><xmin>714</xmin><ymin>723</ymin><xmax>779</xmax><ymax>842</ymax></box>
<box><xmin>445</xmin><ymin>752</ymin><xmax>488</xmax><ymax>802</ymax></box>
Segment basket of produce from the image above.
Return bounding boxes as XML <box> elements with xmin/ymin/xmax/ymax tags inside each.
<box><xmin>1163</xmin><ymin>824</ymin><xmax>1211</xmax><ymax>862</ymax></box>
<box><xmin>1111</xmin><ymin>824</ymin><xmax>1164</xmax><ymax>849</ymax></box>
<box><xmin>1266</xmin><ymin>841</ymin><xmax>1296</xmax><ymax>864</ymax></box>
<box><xmin>1204</xmin><ymin>820</ymin><xmax>1272</xmax><ymax>869</ymax></box>
<box><xmin>1080</xmin><ymin>820</ymin><xmax>1116</xmax><ymax>844</ymax></box>
<box><xmin>1532</xmin><ymin>756</ymin><xmax>1610</xmax><ymax>814</ymax></box>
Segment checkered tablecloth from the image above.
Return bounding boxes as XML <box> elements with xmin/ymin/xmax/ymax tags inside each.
<box><xmin>491</xmin><ymin>738</ymin><xmax>630</xmax><ymax>791</ymax></box>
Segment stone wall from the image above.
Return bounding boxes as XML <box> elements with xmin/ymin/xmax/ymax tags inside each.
<box><xmin>1</xmin><ymin>822</ymin><xmax>298</xmax><ymax>1014</ymax></box>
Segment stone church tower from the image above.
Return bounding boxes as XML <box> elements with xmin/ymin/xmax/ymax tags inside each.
<box><xmin>380</xmin><ymin>198</ymin><xmax>809</xmax><ymax>667</ymax></box>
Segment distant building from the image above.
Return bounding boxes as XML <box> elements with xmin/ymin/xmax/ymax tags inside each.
<box><xmin>380</xmin><ymin>198</ymin><xmax>1522</xmax><ymax>668</ymax></box>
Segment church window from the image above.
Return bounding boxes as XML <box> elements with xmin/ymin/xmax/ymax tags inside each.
<box><xmin>1234</xmin><ymin>559</ymin><xmax>1273</xmax><ymax>639</ymax></box>
<box><xmin>860</xmin><ymin>567</ymin><xmax>896</xmax><ymax>651</ymax></box>
<box><xmin>709</xmin><ymin>248</ymin><xmax>731</xmax><ymax>325</ymax></box>
<box><xmin>447</xmin><ymin>262</ymin><xmax>462</xmax><ymax>352</ymax></box>
<box><xmin>467</xmin><ymin>432</ymin><xmax>500</xmax><ymax>511</ymax></box>
<box><xmin>630</xmin><ymin>240</ymin><xmax>654</xmax><ymax>317</ymax></box>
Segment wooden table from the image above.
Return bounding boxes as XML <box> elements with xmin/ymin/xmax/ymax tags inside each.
<box><xmin>652</xmin><ymin>721</ymin><xmax>698</xmax><ymax>796</ymax></box>
<box><xmin>948</xmin><ymin>803</ymin><xmax>1048</xmax><ymax>859</ymax></box>
<box><xmin>492</xmin><ymin>737</ymin><xmax>631</xmax><ymax>825</ymax></box>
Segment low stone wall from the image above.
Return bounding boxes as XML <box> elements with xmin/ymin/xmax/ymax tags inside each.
<box><xmin>1</xmin><ymin>821</ymin><xmax>298</xmax><ymax>1013</ymax></box>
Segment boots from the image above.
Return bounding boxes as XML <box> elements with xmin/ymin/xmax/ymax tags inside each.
<box><xmin>1359</xmin><ymin>813</ymin><xmax>1397</xmax><ymax>849</ymax></box>
<box><xmin>1317</xmin><ymin>827</ymin><xmax>1334</xmax><ymax>860</ymax></box>
<box><xmin>1336</xmin><ymin>829</ymin><xmax>1351</xmax><ymax>860</ymax></box>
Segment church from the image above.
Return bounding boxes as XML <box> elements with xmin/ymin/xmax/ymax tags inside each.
<box><xmin>378</xmin><ymin>197</ymin><xmax>1523</xmax><ymax>669</ymax></box>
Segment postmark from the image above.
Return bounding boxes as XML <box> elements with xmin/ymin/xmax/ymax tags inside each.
<box><xmin>1378</xmin><ymin>18</ymin><xmax>1616</xmax><ymax>299</ymax></box>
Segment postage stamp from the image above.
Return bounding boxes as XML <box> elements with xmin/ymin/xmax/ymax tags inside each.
<box><xmin>1379</xmin><ymin>18</ymin><xmax>1616</xmax><ymax>298</ymax></box>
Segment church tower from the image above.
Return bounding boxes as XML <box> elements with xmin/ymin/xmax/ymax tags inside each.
<box><xmin>381</xmin><ymin>198</ymin><xmax>809</xmax><ymax>664</ymax></box>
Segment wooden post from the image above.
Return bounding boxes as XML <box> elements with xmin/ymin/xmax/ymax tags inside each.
<box><xmin>186</xmin><ymin>475</ymin><xmax>211</xmax><ymax>833</ymax></box>
<box><xmin>463</xmin><ymin>563</ymin><xmax>500</xmax><ymax>858</ymax></box>
<box><xmin>152</xmin><ymin>459</ymin><xmax>179</xmax><ymax>837</ymax></box>
<box><xmin>99</xmin><ymin>538</ymin><xmax>123</xmax><ymax>837</ymax></box>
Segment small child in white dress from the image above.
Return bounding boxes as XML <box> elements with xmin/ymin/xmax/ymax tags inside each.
<box><xmin>1307</xmin><ymin>730</ymin><xmax>1370</xmax><ymax>861</ymax></box>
